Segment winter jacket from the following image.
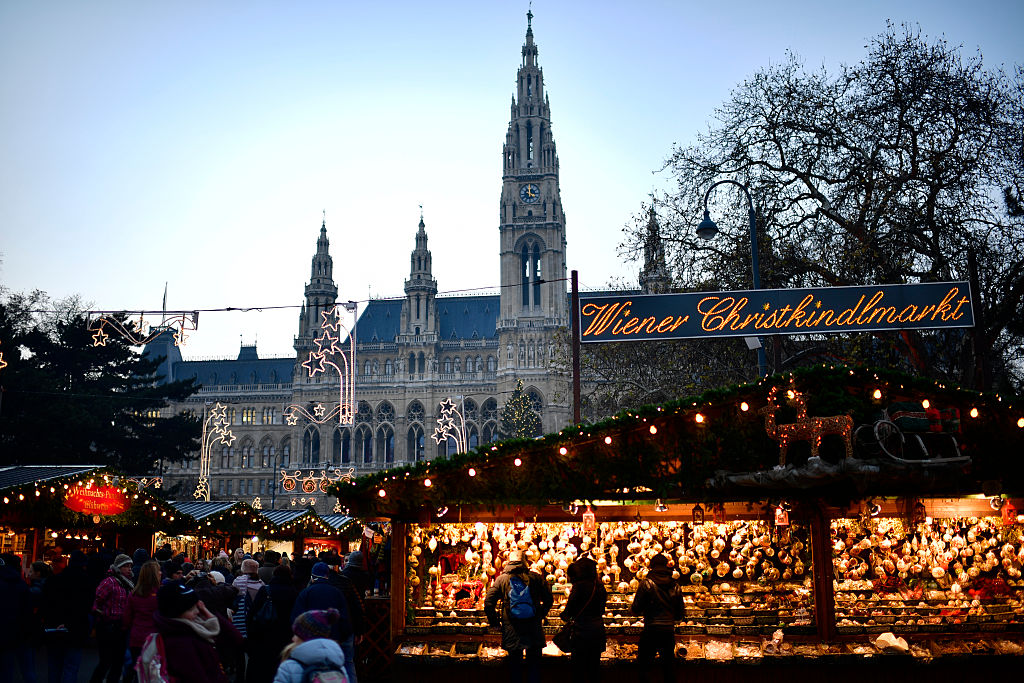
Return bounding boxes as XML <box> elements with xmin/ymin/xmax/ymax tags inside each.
<box><xmin>123</xmin><ymin>592</ymin><xmax>159</xmax><ymax>648</ymax></box>
<box><xmin>154</xmin><ymin>611</ymin><xmax>242</xmax><ymax>683</ymax></box>
<box><xmin>40</xmin><ymin>558</ymin><xmax>94</xmax><ymax>645</ymax></box>
<box><xmin>326</xmin><ymin>570</ymin><xmax>366</xmax><ymax>635</ymax></box>
<box><xmin>247</xmin><ymin>578</ymin><xmax>298</xmax><ymax>652</ymax></box>
<box><xmin>193</xmin><ymin>577</ymin><xmax>237</xmax><ymax>621</ymax></box>
<box><xmin>291</xmin><ymin>580</ymin><xmax>353</xmax><ymax>642</ymax></box>
<box><xmin>0</xmin><ymin>563</ymin><xmax>31</xmax><ymax>649</ymax></box>
<box><xmin>630</xmin><ymin>567</ymin><xmax>684</xmax><ymax>628</ymax></box>
<box><xmin>131</xmin><ymin>548</ymin><xmax>151</xmax><ymax>582</ymax></box>
<box><xmin>272</xmin><ymin>638</ymin><xmax>347</xmax><ymax>683</ymax></box>
<box><xmin>561</xmin><ymin>577</ymin><xmax>607</xmax><ymax>652</ymax></box>
<box><xmin>484</xmin><ymin>560</ymin><xmax>553</xmax><ymax>652</ymax></box>
<box><xmin>93</xmin><ymin>572</ymin><xmax>132</xmax><ymax>623</ymax></box>
<box><xmin>341</xmin><ymin>553</ymin><xmax>371</xmax><ymax>597</ymax></box>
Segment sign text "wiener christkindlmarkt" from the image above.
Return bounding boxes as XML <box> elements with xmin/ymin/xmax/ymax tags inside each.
<box><xmin>579</xmin><ymin>282</ymin><xmax>973</xmax><ymax>343</ymax></box>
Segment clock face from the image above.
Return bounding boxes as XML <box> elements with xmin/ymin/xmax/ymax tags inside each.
<box><xmin>519</xmin><ymin>183</ymin><xmax>540</xmax><ymax>204</ymax></box>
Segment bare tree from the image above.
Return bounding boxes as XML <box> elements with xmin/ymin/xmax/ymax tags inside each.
<box><xmin>623</xmin><ymin>24</ymin><xmax>1024</xmax><ymax>392</ymax></box>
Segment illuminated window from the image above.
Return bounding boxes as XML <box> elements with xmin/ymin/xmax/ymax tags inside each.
<box><xmin>262</xmin><ymin>407</ymin><xmax>275</xmax><ymax>424</ymax></box>
<box><xmin>242</xmin><ymin>408</ymin><xmax>256</xmax><ymax>425</ymax></box>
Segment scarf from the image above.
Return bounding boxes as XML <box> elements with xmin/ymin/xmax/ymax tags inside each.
<box><xmin>111</xmin><ymin>570</ymin><xmax>135</xmax><ymax>593</ymax></box>
<box><xmin>172</xmin><ymin>615</ymin><xmax>221</xmax><ymax>643</ymax></box>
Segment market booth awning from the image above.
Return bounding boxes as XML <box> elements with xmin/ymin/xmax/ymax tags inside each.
<box><xmin>331</xmin><ymin>365</ymin><xmax>1024</xmax><ymax>517</ymax></box>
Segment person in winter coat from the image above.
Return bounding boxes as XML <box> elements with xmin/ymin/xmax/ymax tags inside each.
<box><xmin>340</xmin><ymin>552</ymin><xmax>371</xmax><ymax>598</ymax></box>
<box><xmin>41</xmin><ymin>550</ymin><xmax>93</xmax><ymax>683</ymax></box>
<box><xmin>484</xmin><ymin>551</ymin><xmax>553</xmax><ymax>683</ymax></box>
<box><xmin>229</xmin><ymin>559</ymin><xmax>264</xmax><ymax>683</ymax></box>
<box><xmin>630</xmin><ymin>553</ymin><xmax>684</xmax><ymax>683</ymax></box>
<box><xmin>272</xmin><ymin>609</ymin><xmax>348</xmax><ymax>683</ymax></box>
<box><xmin>193</xmin><ymin>570</ymin><xmax>238</xmax><ymax>621</ymax></box>
<box><xmin>245</xmin><ymin>566</ymin><xmax>298</xmax><ymax>683</ymax></box>
<box><xmin>123</xmin><ymin>560</ymin><xmax>161</xmax><ymax>683</ymax></box>
<box><xmin>130</xmin><ymin>548</ymin><xmax>150</xmax><ymax>583</ymax></box>
<box><xmin>561</xmin><ymin>557</ymin><xmax>607</xmax><ymax>683</ymax></box>
<box><xmin>153</xmin><ymin>581</ymin><xmax>242</xmax><ymax>683</ymax></box>
<box><xmin>90</xmin><ymin>553</ymin><xmax>135</xmax><ymax>683</ymax></box>
<box><xmin>291</xmin><ymin>563</ymin><xmax>355</xmax><ymax>683</ymax></box>
<box><xmin>0</xmin><ymin>554</ymin><xmax>35</xmax><ymax>683</ymax></box>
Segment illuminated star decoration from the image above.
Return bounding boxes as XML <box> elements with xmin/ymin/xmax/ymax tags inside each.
<box><xmin>92</xmin><ymin>326</ymin><xmax>110</xmax><ymax>347</ymax></box>
<box><xmin>285</xmin><ymin>303</ymin><xmax>357</xmax><ymax>426</ymax></box>
<box><xmin>87</xmin><ymin>311</ymin><xmax>198</xmax><ymax>348</ymax></box>
<box><xmin>0</xmin><ymin>341</ymin><xmax>7</xmax><ymax>372</ymax></box>
<box><xmin>194</xmin><ymin>401</ymin><xmax>236</xmax><ymax>501</ymax></box>
<box><xmin>431</xmin><ymin>397</ymin><xmax>468</xmax><ymax>453</ymax></box>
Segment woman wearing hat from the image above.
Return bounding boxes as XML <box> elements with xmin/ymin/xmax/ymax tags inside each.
<box><xmin>154</xmin><ymin>581</ymin><xmax>242</xmax><ymax>683</ymax></box>
<box><xmin>272</xmin><ymin>609</ymin><xmax>348</xmax><ymax>683</ymax></box>
<box><xmin>90</xmin><ymin>553</ymin><xmax>134</xmax><ymax>683</ymax></box>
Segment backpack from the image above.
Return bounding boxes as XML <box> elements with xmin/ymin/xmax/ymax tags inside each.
<box><xmin>135</xmin><ymin>631</ymin><xmax>172</xmax><ymax>683</ymax></box>
<box><xmin>251</xmin><ymin>587</ymin><xmax>277</xmax><ymax>627</ymax></box>
<box><xmin>507</xmin><ymin>575</ymin><xmax>535</xmax><ymax>619</ymax></box>
<box><xmin>298</xmin><ymin>661</ymin><xmax>349</xmax><ymax>683</ymax></box>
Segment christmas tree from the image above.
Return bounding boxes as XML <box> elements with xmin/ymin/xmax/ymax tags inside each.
<box><xmin>499</xmin><ymin>379</ymin><xmax>541</xmax><ymax>439</ymax></box>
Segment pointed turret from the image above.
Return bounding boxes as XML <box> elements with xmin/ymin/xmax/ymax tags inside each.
<box><xmin>400</xmin><ymin>210</ymin><xmax>439</xmax><ymax>341</ymax></box>
<box><xmin>295</xmin><ymin>218</ymin><xmax>339</xmax><ymax>351</ymax></box>
<box><xmin>639</xmin><ymin>207</ymin><xmax>672</xmax><ymax>294</ymax></box>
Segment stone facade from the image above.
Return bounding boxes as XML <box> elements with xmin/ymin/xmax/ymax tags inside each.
<box><xmin>153</xmin><ymin>15</ymin><xmax>570</xmax><ymax>512</ymax></box>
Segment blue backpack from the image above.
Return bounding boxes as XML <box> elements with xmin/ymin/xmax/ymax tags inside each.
<box><xmin>507</xmin><ymin>575</ymin><xmax>535</xmax><ymax>619</ymax></box>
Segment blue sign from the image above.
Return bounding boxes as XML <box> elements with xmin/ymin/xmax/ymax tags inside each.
<box><xmin>579</xmin><ymin>282</ymin><xmax>974</xmax><ymax>343</ymax></box>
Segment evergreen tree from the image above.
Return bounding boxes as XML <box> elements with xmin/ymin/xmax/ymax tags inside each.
<box><xmin>499</xmin><ymin>379</ymin><xmax>541</xmax><ymax>439</ymax></box>
<box><xmin>0</xmin><ymin>289</ymin><xmax>201</xmax><ymax>473</ymax></box>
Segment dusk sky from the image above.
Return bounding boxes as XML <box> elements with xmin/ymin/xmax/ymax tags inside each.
<box><xmin>2</xmin><ymin>1</ymin><xmax>1021</xmax><ymax>359</ymax></box>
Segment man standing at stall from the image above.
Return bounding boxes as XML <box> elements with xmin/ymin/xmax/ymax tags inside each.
<box><xmin>485</xmin><ymin>550</ymin><xmax>553</xmax><ymax>683</ymax></box>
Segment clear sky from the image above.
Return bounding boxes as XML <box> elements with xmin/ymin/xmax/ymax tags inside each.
<box><xmin>2</xmin><ymin>0</ymin><xmax>1020</xmax><ymax>359</ymax></box>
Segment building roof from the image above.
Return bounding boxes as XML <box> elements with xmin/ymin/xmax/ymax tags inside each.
<box><xmin>168</xmin><ymin>500</ymin><xmax>240</xmax><ymax>521</ymax></box>
<box><xmin>355</xmin><ymin>294</ymin><xmax>500</xmax><ymax>343</ymax></box>
<box><xmin>0</xmin><ymin>465</ymin><xmax>104</xmax><ymax>492</ymax></box>
<box><xmin>260</xmin><ymin>509</ymin><xmax>312</xmax><ymax>525</ymax></box>
<box><xmin>172</xmin><ymin>357</ymin><xmax>295</xmax><ymax>387</ymax></box>
<box><xmin>319</xmin><ymin>514</ymin><xmax>357</xmax><ymax>531</ymax></box>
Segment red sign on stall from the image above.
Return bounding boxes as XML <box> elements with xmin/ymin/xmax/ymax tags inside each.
<box><xmin>64</xmin><ymin>485</ymin><xmax>129</xmax><ymax>516</ymax></box>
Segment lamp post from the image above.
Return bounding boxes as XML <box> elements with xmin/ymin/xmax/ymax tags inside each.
<box><xmin>697</xmin><ymin>179</ymin><xmax>768</xmax><ymax>378</ymax></box>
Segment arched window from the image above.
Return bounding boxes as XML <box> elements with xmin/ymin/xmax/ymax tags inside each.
<box><xmin>407</xmin><ymin>401</ymin><xmax>425</xmax><ymax>424</ymax></box>
<box><xmin>260</xmin><ymin>438</ymin><xmax>275</xmax><ymax>468</ymax></box>
<box><xmin>527</xmin><ymin>389</ymin><xmax>543</xmax><ymax>413</ymax></box>
<box><xmin>302</xmin><ymin>428</ymin><xmax>320</xmax><ymax>465</ymax></box>
<box><xmin>417</xmin><ymin>352</ymin><xmax>425</xmax><ymax>374</ymax></box>
<box><xmin>356</xmin><ymin>401</ymin><xmax>372</xmax><ymax>423</ymax></box>
<box><xmin>239</xmin><ymin>439</ymin><xmax>255</xmax><ymax>468</ymax></box>
<box><xmin>482</xmin><ymin>398</ymin><xmax>499</xmax><ymax>422</ymax></box>
<box><xmin>376</xmin><ymin>401</ymin><xmax>395</xmax><ymax>424</ymax></box>
<box><xmin>385</xmin><ymin>359</ymin><xmax>393</xmax><ymax>375</ymax></box>
<box><xmin>337</xmin><ymin>428</ymin><xmax>351</xmax><ymax>464</ymax></box>
<box><xmin>377</xmin><ymin>425</ymin><xmax>395</xmax><ymax>464</ymax></box>
<box><xmin>364</xmin><ymin>360</ymin><xmax>371</xmax><ymax>376</ymax></box>
<box><xmin>463</xmin><ymin>399</ymin><xmax>478</xmax><ymax>422</ymax></box>
<box><xmin>408</xmin><ymin>354</ymin><xmax>416</xmax><ymax>378</ymax></box>
<box><xmin>487</xmin><ymin>356</ymin><xmax>496</xmax><ymax>372</ymax></box>
<box><xmin>332</xmin><ymin>429</ymin><xmax>341</xmax><ymax>464</ymax></box>
<box><xmin>219</xmin><ymin>446</ymin><xmax>232</xmax><ymax>470</ymax></box>
<box><xmin>483</xmin><ymin>422</ymin><xmax>498</xmax><ymax>443</ymax></box>
<box><xmin>444</xmin><ymin>357</ymin><xmax>452</xmax><ymax>374</ymax></box>
<box><xmin>356</xmin><ymin>425</ymin><xmax>373</xmax><ymax>464</ymax></box>
<box><xmin>467</xmin><ymin>424</ymin><xmax>479</xmax><ymax>449</ymax></box>
<box><xmin>407</xmin><ymin>425</ymin><xmax>425</xmax><ymax>462</ymax></box>
<box><xmin>280</xmin><ymin>439</ymin><xmax>291</xmax><ymax>466</ymax></box>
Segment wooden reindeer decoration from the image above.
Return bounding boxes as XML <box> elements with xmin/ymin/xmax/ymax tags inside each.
<box><xmin>759</xmin><ymin>386</ymin><xmax>854</xmax><ymax>466</ymax></box>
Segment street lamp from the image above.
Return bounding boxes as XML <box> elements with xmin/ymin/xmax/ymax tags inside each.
<box><xmin>697</xmin><ymin>179</ymin><xmax>768</xmax><ymax>378</ymax></box>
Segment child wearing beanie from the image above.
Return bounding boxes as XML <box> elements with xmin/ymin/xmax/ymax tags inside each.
<box><xmin>273</xmin><ymin>609</ymin><xmax>349</xmax><ymax>683</ymax></box>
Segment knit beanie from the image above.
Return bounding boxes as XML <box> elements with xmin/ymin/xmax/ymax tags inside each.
<box><xmin>157</xmin><ymin>581</ymin><xmax>200</xmax><ymax>618</ymax></box>
<box><xmin>208</xmin><ymin>570</ymin><xmax>226</xmax><ymax>585</ymax></box>
<box><xmin>112</xmin><ymin>554</ymin><xmax>133</xmax><ymax>570</ymax></box>
<box><xmin>241</xmin><ymin>558</ymin><xmax>260</xmax><ymax>575</ymax></box>
<box><xmin>311</xmin><ymin>562</ymin><xmax>330</xmax><ymax>581</ymax></box>
<box><xmin>292</xmin><ymin>608</ymin><xmax>340</xmax><ymax>641</ymax></box>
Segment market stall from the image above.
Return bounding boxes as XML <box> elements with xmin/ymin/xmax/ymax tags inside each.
<box><xmin>331</xmin><ymin>366</ymin><xmax>1024</xmax><ymax>675</ymax></box>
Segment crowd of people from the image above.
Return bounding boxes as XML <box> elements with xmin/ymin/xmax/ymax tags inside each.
<box><xmin>0</xmin><ymin>545</ymin><xmax>374</xmax><ymax>683</ymax></box>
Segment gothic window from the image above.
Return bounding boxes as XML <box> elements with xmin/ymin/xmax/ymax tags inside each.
<box><xmin>332</xmin><ymin>429</ymin><xmax>341</xmax><ymax>464</ymax></box>
<box><xmin>337</xmin><ymin>428</ymin><xmax>351</xmax><ymax>464</ymax></box>
<box><xmin>302</xmin><ymin>428</ymin><xmax>320</xmax><ymax>465</ymax></box>
<box><xmin>463</xmin><ymin>399</ymin><xmax>478</xmax><ymax>422</ymax></box>
<box><xmin>415</xmin><ymin>294</ymin><xmax>421</xmax><ymax>317</ymax></box>
<box><xmin>356</xmin><ymin>401</ymin><xmax>372</xmax><ymax>423</ymax></box>
<box><xmin>487</xmin><ymin>356</ymin><xmax>497</xmax><ymax>372</ymax></box>
<box><xmin>407</xmin><ymin>401</ymin><xmax>425</xmax><ymax>424</ymax></box>
<box><xmin>526</xmin><ymin>121</ymin><xmax>534</xmax><ymax>160</ymax></box>
<box><xmin>527</xmin><ymin>389</ymin><xmax>543</xmax><ymax>413</ymax></box>
<box><xmin>417</xmin><ymin>352</ymin><xmax>425</xmax><ymax>374</ymax></box>
<box><xmin>219</xmin><ymin>446</ymin><xmax>232</xmax><ymax>470</ymax></box>
<box><xmin>482</xmin><ymin>398</ymin><xmax>498</xmax><ymax>422</ymax></box>
<box><xmin>225</xmin><ymin>407</ymin><xmax>235</xmax><ymax>424</ymax></box>
<box><xmin>409</xmin><ymin>354</ymin><xmax>416</xmax><ymax>378</ymax></box>
<box><xmin>262</xmin><ymin>407</ymin><xmax>275</xmax><ymax>424</ymax></box>
<box><xmin>356</xmin><ymin>425</ymin><xmax>373</xmax><ymax>464</ymax></box>
<box><xmin>376</xmin><ymin>401</ymin><xmax>395</xmax><ymax>423</ymax></box>
<box><xmin>242</xmin><ymin>408</ymin><xmax>256</xmax><ymax>425</ymax></box>
<box><xmin>533</xmin><ymin>243</ymin><xmax>542</xmax><ymax>304</ymax></box>
<box><xmin>260</xmin><ymin>439</ymin><xmax>275</xmax><ymax>468</ymax></box>
<box><xmin>483</xmin><ymin>422</ymin><xmax>497</xmax><ymax>443</ymax></box>
<box><xmin>468</xmin><ymin>424</ymin><xmax>479</xmax><ymax>450</ymax></box>
<box><xmin>280</xmin><ymin>439</ymin><xmax>290</xmax><ymax>466</ymax></box>
<box><xmin>239</xmin><ymin>440</ymin><xmax>254</xmax><ymax>468</ymax></box>
<box><xmin>377</xmin><ymin>425</ymin><xmax>395</xmax><ymax>464</ymax></box>
<box><xmin>385</xmin><ymin>359</ymin><xmax>393</xmax><ymax>375</ymax></box>
<box><xmin>521</xmin><ymin>244</ymin><xmax>530</xmax><ymax>306</ymax></box>
<box><xmin>407</xmin><ymin>425</ymin><xmax>425</xmax><ymax>462</ymax></box>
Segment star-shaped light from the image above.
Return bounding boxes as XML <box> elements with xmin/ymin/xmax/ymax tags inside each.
<box><xmin>91</xmin><ymin>327</ymin><xmax>109</xmax><ymax>347</ymax></box>
<box><xmin>173</xmin><ymin>329</ymin><xmax>189</xmax><ymax>346</ymax></box>
<box><xmin>815</xmin><ymin>300</ymin><xmax>823</xmax><ymax>309</ymax></box>
<box><xmin>438</xmin><ymin>397</ymin><xmax>457</xmax><ymax>415</ymax></box>
<box><xmin>0</xmin><ymin>351</ymin><xmax>7</xmax><ymax>372</ymax></box>
<box><xmin>313</xmin><ymin>403</ymin><xmax>326</xmax><ymax>418</ymax></box>
<box><xmin>209</xmin><ymin>403</ymin><xmax>227</xmax><ymax>420</ymax></box>
<box><xmin>217</xmin><ymin>431</ymin><xmax>236</xmax><ymax>447</ymax></box>
<box><xmin>320</xmin><ymin>306</ymin><xmax>342</xmax><ymax>333</ymax></box>
<box><xmin>314</xmin><ymin>330</ymin><xmax>342</xmax><ymax>355</ymax></box>
<box><xmin>431</xmin><ymin>427</ymin><xmax>450</xmax><ymax>445</ymax></box>
<box><xmin>302</xmin><ymin>351</ymin><xmax>327</xmax><ymax>377</ymax></box>
<box><xmin>131</xmin><ymin>316</ymin><xmax>150</xmax><ymax>335</ymax></box>
<box><xmin>437</xmin><ymin>416</ymin><xmax>455</xmax><ymax>431</ymax></box>
<box><xmin>286</xmin><ymin>412</ymin><xmax>299</xmax><ymax>426</ymax></box>
<box><xmin>762</xmin><ymin>302</ymin><xmax>771</xmax><ymax>311</ymax></box>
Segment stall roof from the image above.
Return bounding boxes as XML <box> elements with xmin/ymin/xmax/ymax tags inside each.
<box><xmin>169</xmin><ymin>500</ymin><xmax>239</xmax><ymax>521</ymax></box>
<box><xmin>260</xmin><ymin>509</ymin><xmax>311</xmax><ymax>525</ymax></box>
<box><xmin>320</xmin><ymin>514</ymin><xmax>356</xmax><ymax>531</ymax></box>
<box><xmin>0</xmin><ymin>465</ymin><xmax>104</xmax><ymax>492</ymax></box>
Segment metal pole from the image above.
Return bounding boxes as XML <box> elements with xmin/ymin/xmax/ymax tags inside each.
<box><xmin>570</xmin><ymin>270</ymin><xmax>581</xmax><ymax>424</ymax></box>
<box><xmin>747</xmin><ymin>205</ymin><xmax>768</xmax><ymax>378</ymax></box>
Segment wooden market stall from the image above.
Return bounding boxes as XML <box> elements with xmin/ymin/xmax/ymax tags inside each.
<box><xmin>331</xmin><ymin>366</ymin><xmax>1024</xmax><ymax>678</ymax></box>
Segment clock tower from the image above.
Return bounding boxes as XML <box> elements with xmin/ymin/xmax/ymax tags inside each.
<box><xmin>497</xmin><ymin>11</ymin><xmax>569</xmax><ymax>429</ymax></box>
